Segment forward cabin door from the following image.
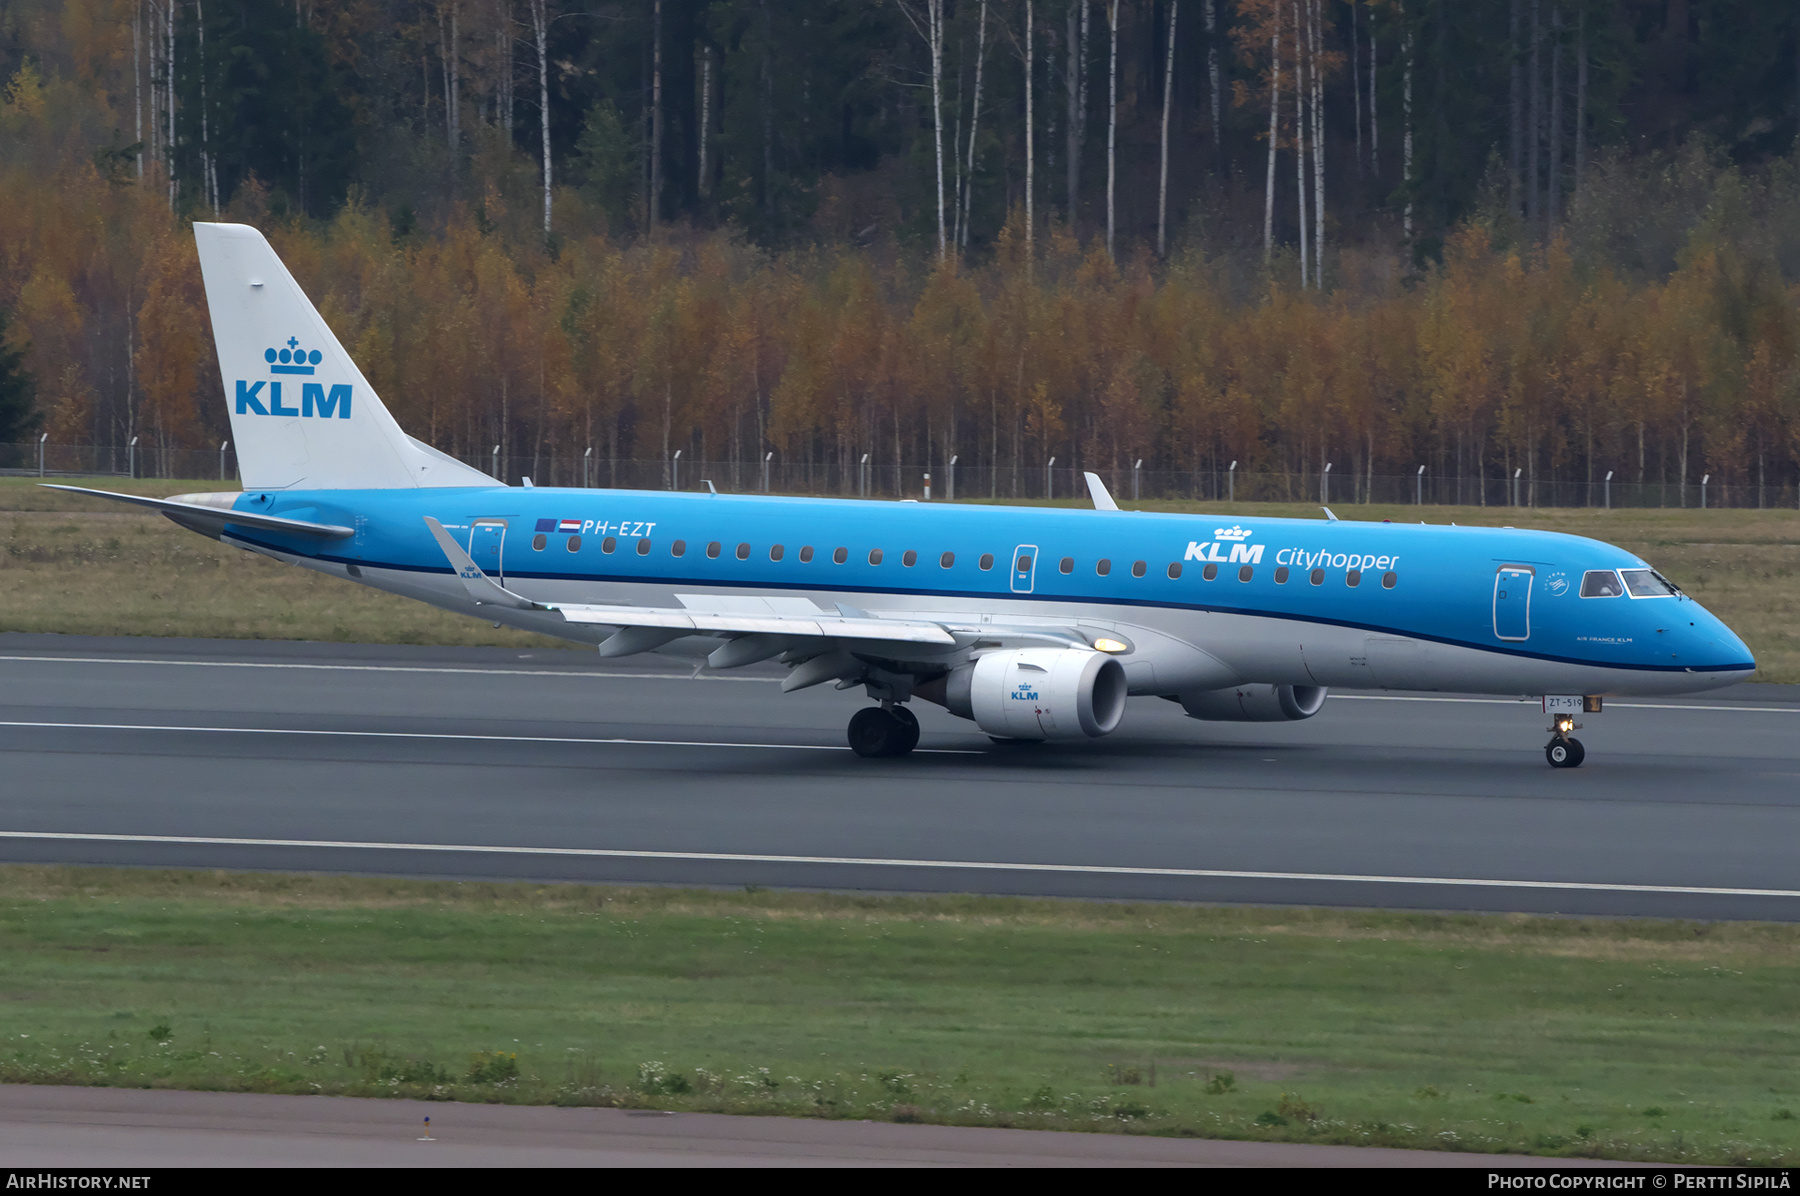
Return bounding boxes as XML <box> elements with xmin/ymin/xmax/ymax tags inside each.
<box><xmin>1493</xmin><ymin>565</ymin><xmax>1534</xmax><ymax>642</ymax></box>
<box><xmin>470</xmin><ymin>519</ymin><xmax>507</xmax><ymax>584</ymax></box>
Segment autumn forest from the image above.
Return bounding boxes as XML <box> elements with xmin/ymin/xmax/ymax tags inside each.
<box><xmin>1</xmin><ymin>0</ymin><xmax>1799</xmax><ymax>504</ymax></box>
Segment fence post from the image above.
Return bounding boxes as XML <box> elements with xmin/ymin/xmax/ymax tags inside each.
<box><xmin>860</xmin><ymin>453</ymin><xmax>869</xmax><ymax>497</ymax></box>
<box><xmin>1512</xmin><ymin>467</ymin><xmax>1522</xmax><ymax>507</ymax></box>
<box><xmin>1322</xmin><ymin>462</ymin><xmax>1332</xmax><ymax>505</ymax></box>
<box><xmin>923</xmin><ymin>472</ymin><xmax>931</xmax><ymax>500</ymax></box>
<box><xmin>1046</xmin><ymin>456</ymin><xmax>1056</xmax><ymax>502</ymax></box>
<box><xmin>1133</xmin><ymin>459</ymin><xmax>1142</xmax><ymax>501</ymax></box>
<box><xmin>947</xmin><ymin>455</ymin><xmax>957</xmax><ymax>502</ymax></box>
<box><xmin>583</xmin><ymin>447</ymin><xmax>592</xmax><ymax>488</ymax></box>
<box><xmin>37</xmin><ymin>432</ymin><xmax>47</xmax><ymax>477</ymax></box>
<box><xmin>1416</xmin><ymin>464</ymin><xmax>1425</xmax><ymax>505</ymax></box>
<box><xmin>1701</xmin><ymin>473</ymin><xmax>1709</xmax><ymax>509</ymax></box>
<box><xmin>1228</xmin><ymin>460</ymin><xmax>1237</xmax><ymax>504</ymax></box>
<box><xmin>1605</xmin><ymin>470</ymin><xmax>1613</xmax><ymax>510</ymax></box>
<box><xmin>128</xmin><ymin>436</ymin><xmax>138</xmax><ymax>480</ymax></box>
<box><xmin>491</xmin><ymin>444</ymin><xmax>500</xmax><ymax>482</ymax></box>
<box><xmin>763</xmin><ymin>451</ymin><xmax>772</xmax><ymax>493</ymax></box>
<box><xmin>672</xmin><ymin>449</ymin><xmax>682</xmax><ymax>491</ymax></box>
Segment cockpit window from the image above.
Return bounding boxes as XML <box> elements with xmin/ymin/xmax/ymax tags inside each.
<box><xmin>1579</xmin><ymin>570</ymin><xmax>1624</xmax><ymax>598</ymax></box>
<box><xmin>1620</xmin><ymin>568</ymin><xmax>1680</xmax><ymax>598</ymax></box>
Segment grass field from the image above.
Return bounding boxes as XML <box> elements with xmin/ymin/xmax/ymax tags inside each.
<box><xmin>1</xmin><ymin>866</ymin><xmax>1798</xmax><ymax>1164</ymax></box>
<box><xmin>3</xmin><ymin>476</ymin><xmax>1794</xmax><ymax>679</ymax></box>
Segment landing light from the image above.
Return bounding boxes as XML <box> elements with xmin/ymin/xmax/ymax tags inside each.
<box><xmin>1093</xmin><ymin>638</ymin><xmax>1130</xmax><ymax>654</ymax></box>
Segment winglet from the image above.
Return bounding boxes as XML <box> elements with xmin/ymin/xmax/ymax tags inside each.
<box><xmin>422</xmin><ymin>517</ymin><xmax>550</xmax><ymax>610</ymax></box>
<box><xmin>1083</xmin><ymin>472</ymin><xmax>1120</xmax><ymax>512</ymax></box>
<box><xmin>1321</xmin><ymin>506</ymin><xmax>1340</xmax><ymax>522</ymax></box>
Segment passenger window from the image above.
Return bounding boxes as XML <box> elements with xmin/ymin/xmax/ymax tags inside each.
<box><xmin>1275</xmin><ymin>566</ymin><xmax>1289</xmax><ymax>584</ymax></box>
<box><xmin>706</xmin><ymin>541</ymin><xmax>722</xmax><ymax>559</ymax></box>
<box><xmin>1347</xmin><ymin>569</ymin><xmax>1362</xmax><ymax>587</ymax></box>
<box><xmin>736</xmin><ymin>543</ymin><xmax>750</xmax><ymax>560</ymax></box>
<box><xmin>602</xmin><ymin>536</ymin><xmax>617</xmax><ymax>554</ymax></box>
<box><xmin>940</xmin><ymin>551</ymin><xmax>955</xmax><ymax>568</ymax></box>
<box><xmin>567</xmin><ymin>535</ymin><xmax>581</xmax><ymax>552</ymax></box>
<box><xmin>770</xmin><ymin>545</ymin><xmax>784</xmax><ymax>562</ymax></box>
<box><xmin>869</xmin><ymin>549</ymin><xmax>884</xmax><ymax>565</ymax></box>
<box><xmin>1382</xmin><ymin>571</ymin><xmax>1397</xmax><ymax>589</ymax></box>
<box><xmin>636</xmin><ymin>538</ymin><xmax>651</xmax><ymax>555</ymax></box>
<box><xmin>532</xmin><ymin>533</ymin><xmax>547</xmax><ymax>551</ymax></box>
<box><xmin>671</xmin><ymin>539</ymin><xmax>685</xmax><ymax>557</ymax></box>
<box><xmin>1239</xmin><ymin>566</ymin><xmax>1253</xmax><ymax>582</ymax></box>
<box><xmin>800</xmin><ymin>546</ymin><xmax>814</xmax><ymax>563</ymax></box>
<box><xmin>979</xmin><ymin>553</ymin><xmax>994</xmax><ymax>570</ymax></box>
<box><xmin>1309</xmin><ymin>568</ymin><xmax>1324</xmax><ymax>585</ymax></box>
<box><xmin>1580</xmin><ymin>570</ymin><xmax>1624</xmax><ymax>598</ymax></box>
<box><xmin>1096</xmin><ymin>559</ymin><xmax>1111</xmax><ymax>576</ymax></box>
<box><xmin>1131</xmin><ymin>561</ymin><xmax>1147</xmax><ymax>578</ymax></box>
<box><xmin>1196</xmin><ymin>563</ymin><xmax>1211</xmax><ymax>580</ymax></box>
<box><xmin>1621</xmin><ymin>568</ymin><xmax>1679</xmax><ymax>598</ymax></box>
<box><xmin>902</xmin><ymin>550</ymin><xmax>917</xmax><ymax>567</ymax></box>
<box><xmin>1059</xmin><ymin>557</ymin><xmax>1073</xmax><ymax>574</ymax></box>
<box><xmin>834</xmin><ymin>547</ymin><xmax>849</xmax><ymax>564</ymax></box>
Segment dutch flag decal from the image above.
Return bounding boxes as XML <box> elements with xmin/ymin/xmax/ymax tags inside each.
<box><xmin>558</xmin><ymin>519</ymin><xmax>582</xmax><ymax>533</ymax></box>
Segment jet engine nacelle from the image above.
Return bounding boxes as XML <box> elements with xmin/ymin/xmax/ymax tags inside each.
<box><xmin>933</xmin><ymin>648</ymin><xmax>1128</xmax><ymax>740</ymax></box>
<box><xmin>1177</xmin><ymin>684</ymin><xmax>1328</xmax><ymax>722</ymax></box>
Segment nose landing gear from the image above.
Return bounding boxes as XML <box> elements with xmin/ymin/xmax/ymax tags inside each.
<box><xmin>1545</xmin><ymin>714</ymin><xmax>1585</xmax><ymax>768</ymax></box>
<box><xmin>848</xmin><ymin>703</ymin><xmax>921</xmax><ymax>758</ymax></box>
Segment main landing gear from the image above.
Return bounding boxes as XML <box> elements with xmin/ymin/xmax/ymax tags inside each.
<box><xmin>1545</xmin><ymin>714</ymin><xmax>1586</xmax><ymax>769</ymax></box>
<box><xmin>848</xmin><ymin>704</ymin><xmax>920</xmax><ymax>758</ymax></box>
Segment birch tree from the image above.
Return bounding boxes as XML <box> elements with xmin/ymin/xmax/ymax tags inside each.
<box><xmin>1105</xmin><ymin>0</ymin><xmax>1117</xmax><ymax>258</ymax></box>
<box><xmin>528</xmin><ymin>0</ymin><xmax>551</xmax><ymax>236</ymax></box>
<box><xmin>961</xmin><ymin>1</ymin><xmax>989</xmax><ymax>250</ymax></box>
<box><xmin>898</xmin><ymin>0</ymin><xmax>948</xmax><ymax>260</ymax></box>
<box><xmin>1204</xmin><ymin>0</ymin><xmax>1219</xmax><ymax>147</ymax></box>
<box><xmin>1065</xmin><ymin>0</ymin><xmax>1087</xmax><ymax>218</ymax></box>
<box><xmin>1158</xmin><ymin>1</ymin><xmax>1178</xmax><ymax>257</ymax></box>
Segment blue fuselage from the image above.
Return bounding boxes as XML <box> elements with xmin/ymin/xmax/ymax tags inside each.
<box><xmin>219</xmin><ymin>486</ymin><xmax>1755</xmax><ymax>695</ymax></box>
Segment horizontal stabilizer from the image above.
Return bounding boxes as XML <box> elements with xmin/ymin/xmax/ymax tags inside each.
<box><xmin>41</xmin><ymin>485</ymin><xmax>353</xmax><ymax>539</ymax></box>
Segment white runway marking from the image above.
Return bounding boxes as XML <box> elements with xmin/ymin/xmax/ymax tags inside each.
<box><xmin>0</xmin><ymin>655</ymin><xmax>773</xmax><ymax>682</ymax></box>
<box><xmin>1</xmin><ymin>830</ymin><xmax>1795</xmax><ymax>899</ymax></box>
<box><xmin>0</xmin><ymin>720</ymin><xmax>983</xmax><ymax>755</ymax></box>
<box><xmin>2</xmin><ymin>656</ymin><xmax>1791</xmax><ymax>713</ymax></box>
<box><xmin>1334</xmin><ymin>694</ymin><xmax>1800</xmax><ymax>714</ymax></box>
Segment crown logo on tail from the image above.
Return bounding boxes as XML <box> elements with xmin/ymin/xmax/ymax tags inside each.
<box><xmin>1214</xmin><ymin>525</ymin><xmax>1253</xmax><ymax>541</ymax></box>
<box><xmin>265</xmin><ymin>336</ymin><xmax>319</xmax><ymax>375</ymax></box>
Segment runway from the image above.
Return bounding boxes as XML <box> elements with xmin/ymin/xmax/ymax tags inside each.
<box><xmin>4</xmin><ymin>632</ymin><xmax>1800</xmax><ymax>920</ymax></box>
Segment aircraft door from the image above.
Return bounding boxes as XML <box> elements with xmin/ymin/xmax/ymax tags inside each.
<box><xmin>1011</xmin><ymin>545</ymin><xmax>1038</xmax><ymax>594</ymax></box>
<box><xmin>470</xmin><ymin>519</ymin><xmax>507</xmax><ymax>583</ymax></box>
<box><xmin>1493</xmin><ymin>565</ymin><xmax>1533</xmax><ymax>641</ymax></box>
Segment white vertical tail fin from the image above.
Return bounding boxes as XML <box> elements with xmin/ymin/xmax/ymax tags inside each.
<box><xmin>193</xmin><ymin>222</ymin><xmax>496</xmax><ymax>490</ymax></box>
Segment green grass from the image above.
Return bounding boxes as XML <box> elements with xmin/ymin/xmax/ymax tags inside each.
<box><xmin>2</xmin><ymin>478</ymin><xmax>1796</xmax><ymax>680</ymax></box>
<box><xmin>3</xmin><ymin>866</ymin><xmax>1799</xmax><ymax>1163</ymax></box>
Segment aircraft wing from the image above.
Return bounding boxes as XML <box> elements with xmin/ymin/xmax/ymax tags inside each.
<box><xmin>423</xmin><ymin>515</ymin><xmax>957</xmax><ymax>647</ymax></box>
<box><xmin>40</xmin><ymin>485</ymin><xmax>355</xmax><ymax>538</ymax></box>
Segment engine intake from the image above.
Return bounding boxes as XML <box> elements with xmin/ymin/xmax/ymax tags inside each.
<box><xmin>1177</xmin><ymin>684</ymin><xmax>1327</xmax><ymax>722</ymax></box>
<box><xmin>927</xmin><ymin>648</ymin><xmax>1128</xmax><ymax>740</ymax></box>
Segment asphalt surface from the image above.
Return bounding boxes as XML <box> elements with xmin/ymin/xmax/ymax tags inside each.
<box><xmin>0</xmin><ymin>1085</ymin><xmax>1597</xmax><ymax>1167</ymax></box>
<box><xmin>4</xmin><ymin>632</ymin><xmax>1800</xmax><ymax>919</ymax></box>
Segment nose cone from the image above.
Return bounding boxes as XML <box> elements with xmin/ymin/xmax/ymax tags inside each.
<box><xmin>1685</xmin><ymin>602</ymin><xmax>1756</xmax><ymax>685</ymax></box>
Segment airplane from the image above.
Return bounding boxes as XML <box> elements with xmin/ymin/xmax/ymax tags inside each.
<box><xmin>50</xmin><ymin>223</ymin><xmax>1755</xmax><ymax>766</ymax></box>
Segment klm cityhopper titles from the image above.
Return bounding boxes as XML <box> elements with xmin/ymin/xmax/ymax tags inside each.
<box><xmin>50</xmin><ymin>224</ymin><xmax>1755</xmax><ymax>764</ymax></box>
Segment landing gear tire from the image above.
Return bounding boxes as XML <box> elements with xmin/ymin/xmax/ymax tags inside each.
<box><xmin>848</xmin><ymin>706</ymin><xmax>918</xmax><ymax>758</ymax></box>
<box><xmin>1546</xmin><ymin>737</ymin><xmax>1586</xmax><ymax>768</ymax></box>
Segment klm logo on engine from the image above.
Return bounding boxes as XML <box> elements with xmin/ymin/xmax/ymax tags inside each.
<box><xmin>1011</xmin><ymin>683</ymin><xmax>1040</xmax><ymax>702</ymax></box>
<box><xmin>1185</xmin><ymin>526</ymin><xmax>1263</xmax><ymax>565</ymax></box>
<box><xmin>236</xmin><ymin>336</ymin><xmax>351</xmax><ymax>418</ymax></box>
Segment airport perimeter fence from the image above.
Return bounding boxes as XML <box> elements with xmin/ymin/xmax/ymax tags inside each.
<box><xmin>5</xmin><ymin>440</ymin><xmax>1798</xmax><ymax>511</ymax></box>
